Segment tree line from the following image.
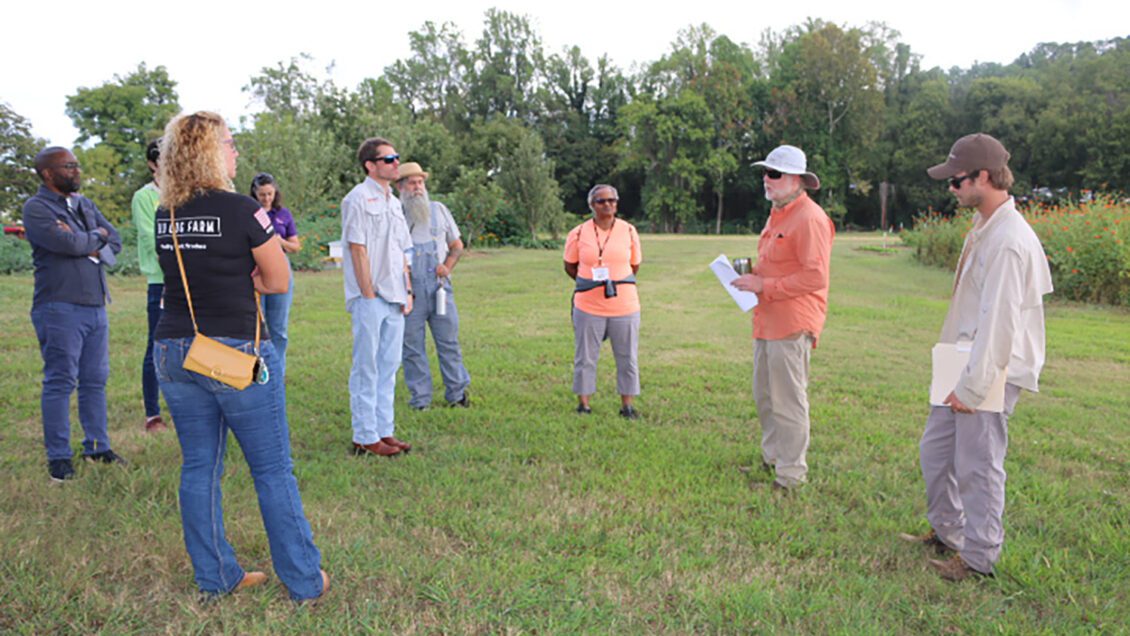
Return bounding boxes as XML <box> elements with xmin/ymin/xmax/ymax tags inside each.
<box><xmin>3</xmin><ymin>12</ymin><xmax>1128</xmax><ymax>245</ymax></box>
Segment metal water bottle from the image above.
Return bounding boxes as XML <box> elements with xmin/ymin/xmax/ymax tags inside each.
<box><xmin>436</xmin><ymin>282</ymin><xmax>447</xmax><ymax>316</ymax></box>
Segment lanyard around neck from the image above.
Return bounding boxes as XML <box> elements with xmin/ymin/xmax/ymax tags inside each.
<box><xmin>592</xmin><ymin>218</ymin><xmax>616</xmax><ymax>265</ymax></box>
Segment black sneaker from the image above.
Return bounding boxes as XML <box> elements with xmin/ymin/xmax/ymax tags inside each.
<box><xmin>576</xmin><ymin>404</ymin><xmax>592</xmax><ymax>415</ymax></box>
<box><xmin>84</xmin><ymin>449</ymin><xmax>128</xmax><ymax>466</ymax></box>
<box><xmin>451</xmin><ymin>392</ymin><xmax>471</xmax><ymax>408</ymax></box>
<box><xmin>619</xmin><ymin>405</ymin><xmax>640</xmax><ymax>420</ymax></box>
<box><xmin>49</xmin><ymin>458</ymin><xmax>75</xmax><ymax>482</ymax></box>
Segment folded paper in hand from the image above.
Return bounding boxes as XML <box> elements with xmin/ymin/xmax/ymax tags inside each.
<box><xmin>929</xmin><ymin>342</ymin><xmax>1006</xmax><ymax>412</ymax></box>
<box><xmin>710</xmin><ymin>254</ymin><xmax>758</xmax><ymax>313</ymax></box>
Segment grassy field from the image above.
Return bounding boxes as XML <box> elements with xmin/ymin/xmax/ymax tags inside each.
<box><xmin>1</xmin><ymin>233</ymin><xmax>1127</xmax><ymax>634</ymax></box>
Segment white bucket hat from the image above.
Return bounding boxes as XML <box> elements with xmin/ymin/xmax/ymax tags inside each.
<box><xmin>752</xmin><ymin>145</ymin><xmax>820</xmax><ymax>190</ymax></box>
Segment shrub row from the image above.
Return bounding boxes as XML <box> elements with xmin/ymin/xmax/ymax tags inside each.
<box><xmin>902</xmin><ymin>196</ymin><xmax>1130</xmax><ymax>305</ymax></box>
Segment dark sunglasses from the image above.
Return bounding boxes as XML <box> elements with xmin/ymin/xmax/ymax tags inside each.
<box><xmin>948</xmin><ymin>171</ymin><xmax>980</xmax><ymax>189</ymax></box>
<box><xmin>368</xmin><ymin>154</ymin><xmax>400</xmax><ymax>165</ymax></box>
<box><xmin>763</xmin><ymin>169</ymin><xmax>783</xmax><ymax>180</ymax></box>
<box><xmin>593</xmin><ymin>197</ymin><xmax>619</xmax><ymax>205</ymax></box>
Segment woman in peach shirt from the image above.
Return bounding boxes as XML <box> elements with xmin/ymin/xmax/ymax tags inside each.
<box><xmin>563</xmin><ymin>184</ymin><xmax>643</xmax><ymax>419</ymax></box>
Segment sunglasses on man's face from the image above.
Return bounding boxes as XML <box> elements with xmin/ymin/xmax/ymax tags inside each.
<box><xmin>948</xmin><ymin>171</ymin><xmax>979</xmax><ymax>189</ymax></box>
<box><xmin>593</xmin><ymin>197</ymin><xmax>618</xmax><ymax>205</ymax></box>
<box><xmin>369</xmin><ymin>154</ymin><xmax>400</xmax><ymax>165</ymax></box>
<box><xmin>763</xmin><ymin>169</ymin><xmax>783</xmax><ymax>180</ymax></box>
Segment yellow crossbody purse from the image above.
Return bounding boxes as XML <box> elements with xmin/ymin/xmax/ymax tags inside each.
<box><xmin>169</xmin><ymin>205</ymin><xmax>266</xmax><ymax>390</ymax></box>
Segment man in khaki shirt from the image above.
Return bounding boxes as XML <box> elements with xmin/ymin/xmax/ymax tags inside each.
<box><xmin>901</xmin><ymin>133</ymin><xmax>1053</xmax><ymax>581</ymax></box>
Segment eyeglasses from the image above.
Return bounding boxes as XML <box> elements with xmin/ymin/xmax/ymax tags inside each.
<box><xmin>948</xmin><ymin>171</ymin><xmax>979</xmax><ymax>189</ymax></box>
<box><xmin>54</xmin><ymin>162</ymin><xmax>81</xmax><ymax>171</ymax></box>
<box><xmin>593</xmin><ymin>197</ymin><xmax>618</xmax><ymax>205</ymax></box>
<box><xmin>222</xmin><ymin>138</ymin><xmax>238</xmax><ymax>152</ymax></box>
<box><xmin>763</xmin><ymin>169</ymin><xmax>783</xmax><ymax>180</ymax></box>
<box><xmin>368</xmin><ymin>154</ymin><xmax>400</xmax><ymax>165</ymax></box>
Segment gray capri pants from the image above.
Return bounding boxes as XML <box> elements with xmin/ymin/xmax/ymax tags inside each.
<box><xmin>572</xmin><ymin>307</ymin><xmax>640</xmax><ymax>396</ymax></box>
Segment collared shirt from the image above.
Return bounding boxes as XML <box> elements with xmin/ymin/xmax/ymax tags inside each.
<box><xmin>266</xmin><ymin>206</ymin><xmax>297</xmax><ymax>239</ymax></box>
<box><xmin>131</xmin><ymin>182</ymin><xmax>163</xmax><ymax>284</ymax></box>
<box><xmin>752</xmin><ymin>191</ymin><xmax>835</xmax><ymax>345</ymax></box>
<box><xmin>407</xmin><ymin>200</ymin><xmax>461</xmax><ymax>266</ymax></box>
<box><xmin>939</xmin><ymin>197</ymin><xmax>1053</xmax><ymax>406</ymax></box>
<box><xmin>341</xmin><ymin>177</ymin><xmax>412</xmax><ymax>305</ymax></box>
<box><xmin>22</xmin><ymin>185</ymin><xmax>122</xmax><ymax>307</ymax></box>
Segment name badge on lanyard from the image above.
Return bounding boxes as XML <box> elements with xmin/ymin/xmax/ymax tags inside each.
<box><xmin>591</xmin><ymin>267</ymin><xmax>610</xmax><ymax>282</ymax></box>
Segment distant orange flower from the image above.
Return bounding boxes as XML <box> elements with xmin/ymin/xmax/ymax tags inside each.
<box><xmin>1067</xmin><ymin>246</ymin><xmax>1074</xmax><ymax>252</ymax></box>
<box><xmin>1072</xmin><ymin>268</ymin><xmax>1080</xmax><ymax>274</ymax></box>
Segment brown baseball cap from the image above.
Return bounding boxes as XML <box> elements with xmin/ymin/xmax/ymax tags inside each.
<box><xmin>927</xmin><ymin>133</ymin><xmax>1010</xmax><ymax>180</ymax></box>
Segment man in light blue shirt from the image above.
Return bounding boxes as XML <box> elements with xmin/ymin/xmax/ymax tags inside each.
<box><xmin>341</xmin><ymin>137</ymin><xmax>415</xmax><ymax>458</ymax></box>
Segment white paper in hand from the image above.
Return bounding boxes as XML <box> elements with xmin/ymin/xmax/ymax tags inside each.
<box><xmin>929</xmin><ymin>342</ymin><xmax>1006</xmax><ymax>412</ymax></box>
<box><xmin>711</xmin><ymin>254</ymin><xmax>758</xmax><ymax>313</ymax></box>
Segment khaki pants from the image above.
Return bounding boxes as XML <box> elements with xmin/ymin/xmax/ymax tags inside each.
<box><xmin>919</xmin><ymin>383</ymin><xmax>1021</xmax><ymax>573</ymax></box>
<box><xmin>752</xmin><ymin>335</ymin><xmax>812</xmax><ymax>487</ymax></box>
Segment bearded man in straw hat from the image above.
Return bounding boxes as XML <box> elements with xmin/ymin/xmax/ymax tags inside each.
<box><xmin>732</xmin><ymin>144</ymin><xmax>835</xmax><ymax>492</ymax></box>
<box><xmin>395</xmin><ymin>162</ymin><xmax>471</xmax><ymax>410</ymax></box>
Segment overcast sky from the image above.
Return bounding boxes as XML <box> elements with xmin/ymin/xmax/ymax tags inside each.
<box><xmin>3</xmin><ymin>0</ymin><xmax>1126</xmax><ymax>147</ymax></box>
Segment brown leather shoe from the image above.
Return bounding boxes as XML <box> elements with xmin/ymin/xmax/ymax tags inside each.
<box><xmin>298</xmin><ymin>569</ymin><xmax>330</xmax><ymax>605</ymax></box>
<box><xmin>928</xmin><ymin>554</ymin><xmax>992</xmax><ymax>581</ymax></box>
<box><xmin>236</xmin><ymin>571</ymin><xmax>268</xmax><ymax>591</ymax></box>
<box><xmin>899</xmin><ymin>529</ymin><xmax>955</xmax><ymax>555</ymax></box>
<box><xmin>351</xmin><ymin>441</ymin><xmax>401</xmax><ymax>457</ymax></box>
<box><xmin>381</xmin><ymin>436</ymin><xmax>412</xmax><ymax>452</ymax></box>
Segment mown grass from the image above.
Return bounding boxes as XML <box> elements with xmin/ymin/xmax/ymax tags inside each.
<box><xmin>1</xmin><ymin>233</ymin><xmax>1127</xmax><ymax>634</ymax></box>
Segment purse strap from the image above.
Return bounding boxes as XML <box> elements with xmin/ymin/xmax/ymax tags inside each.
<box><xmin>169</xmin><ymin>204</ymin><xmax>262</xmax><ymax>353</ymax></box>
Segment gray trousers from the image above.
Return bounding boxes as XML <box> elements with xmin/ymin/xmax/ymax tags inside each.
<box><xmin>752</xmin><ymin>335</ymin><xmax>813</xmax><ymax>487</ymax></box>
<box><xmin>919</xmin><ymin>383</ymin><xmax>1021</xmax><ymax>573</ymax></box>
<box><xmin>572</xmin><ymin>308</ymin><xmax>640</xmax><ymax>397</ymax></box>
<box><xmin>402</xmin><ymin>243</ymin><xmax>470</xmax><ymax>408</ymax></box>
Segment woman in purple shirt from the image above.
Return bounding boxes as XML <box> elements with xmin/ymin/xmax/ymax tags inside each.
<box><xmin>250</xmin><ymin>173</ymin><xmax>300</xmax><ymax>380</ymax></box>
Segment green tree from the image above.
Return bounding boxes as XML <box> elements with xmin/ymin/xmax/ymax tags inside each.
<box><xmin>384</xmin><ymin>21</ymin><xmax>471</xmax><ymax>125</ymax></box>
<box><xmin>618</xmin><ymin>90</ymin><xmax>713</xmax><ymax>231</ymax></box>
<box><xmin>496</xmin><ymin>127</ymin><xmax>566</xmax><ymax>239</ymax></box>
<box><xmin>0</xmin><ymin>103</ymin><xmax>45</xmax><ymax>219</ymax></box>
<box><xmin>72</xmin><ymin>144</ymin><xmax>130</xmax><ymax>225</ymax></box>
<box><xmin>766</xmin><ymin>22</ymin><xmax>884</xmax><ymax>224</ymax></box>
<box><xmin>64</xmin><ymin>63</ymin><xmax>179</xmax><ymax>224</ymax></box>
<box><xmin>234</xmin><ymin>112</ymin><xmax>345</xmax><ymax>218</ymax></box>
<box><xmin>466</xmin><ymin>9</ymin><xmax>545</xmax><ymax>121</ymax></box>
<box><xmin>440</xmin><ymin>167</ymin><xmax>504</xmax><ymax>246</ymax></box>
<box><xmin>647</xmin><ymin>25</ymin><xmax>761</xmax><ymax>232</ymax></box>
<box><xmin>537</xmin><ymin>48</ymin><xmax>631</xmax><ymax>212</ymax></box>
<box><xmin>243</xmin><ymin>54</ymin><xmax>331</xmax><ymax>117</ymax></box>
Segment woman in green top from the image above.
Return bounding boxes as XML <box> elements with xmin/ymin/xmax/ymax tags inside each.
<box><xmin>131</xmin><ymin>138</ymin><xmax>168</xmax><ymax>432</ymax></box>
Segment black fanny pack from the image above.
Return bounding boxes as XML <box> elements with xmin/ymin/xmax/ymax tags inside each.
<box><xmin>575</xmin><ymin>274</ymin><xmax>636</xmax><ymax>298</ymax></box>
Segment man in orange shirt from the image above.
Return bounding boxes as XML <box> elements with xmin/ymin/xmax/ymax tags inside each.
<box><xmin>733</xmin><ymin>145</ymin><xmax>835</xmax><ymax>490</ymax></box>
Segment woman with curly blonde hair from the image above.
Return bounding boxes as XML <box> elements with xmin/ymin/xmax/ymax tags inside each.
<box><xmin>153</xmin><ymin>111</ymin><xmax>327</xmax><ymax>601</ymax></box>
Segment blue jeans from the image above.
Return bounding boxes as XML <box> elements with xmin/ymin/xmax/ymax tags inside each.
<box><xmin>155</xmin><ymin>336</ymin><xmax>323</xmax><ymax>600</ymax></box>
<box><xmin>143</xmin><ymin>283</ymin><xmax>164</xmax><ymax>417</ymax></box>
<box><xmin>348</xmin><ymin>296</ymin><xmax>404</xmax><ymax>443</ymax></box>
<box><xmin>30</xmin><ymin>302</ymin><xmax>112</xmax><ymax>460</ymax></box>
<box><xmin>260</xmin><ymin>267</ymin><xmax>293</xmax><ymax>380</ymax></box>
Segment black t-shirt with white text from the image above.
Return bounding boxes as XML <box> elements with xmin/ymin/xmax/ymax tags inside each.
<box><xmin>154</xmin><ymin>190</ymin><xmax>275</xmax><ymax>340</ymax></box>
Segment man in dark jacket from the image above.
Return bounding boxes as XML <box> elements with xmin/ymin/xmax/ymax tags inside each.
<box><xmin>22</xmin><ymin>146</ymin><xmax>127</xmax><ymax>481</ymax></box>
